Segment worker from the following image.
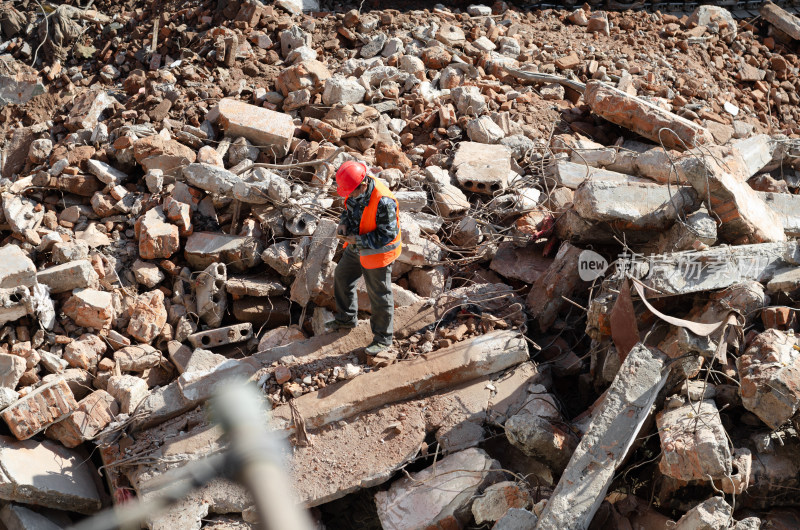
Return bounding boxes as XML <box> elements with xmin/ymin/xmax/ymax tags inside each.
<box><xmin>327</xmin><ymin>160</ymin><xmax>402</xmax><ymax>356</ymax></box>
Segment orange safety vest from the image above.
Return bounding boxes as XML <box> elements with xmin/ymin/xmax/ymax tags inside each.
<box><xmin>345</xmin><ymin>177</ymin><xmax>402</xmax><ymax>269</ymax></box>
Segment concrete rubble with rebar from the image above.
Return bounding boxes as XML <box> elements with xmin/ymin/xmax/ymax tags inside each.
<box><xmin>3</xmin><ymin>0</ymin><xmax>800</xmax><ymax>528</ymax></box>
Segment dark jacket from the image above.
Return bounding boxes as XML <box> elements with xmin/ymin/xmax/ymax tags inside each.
<box><xmin>339</xmin><ymin>177</ymin><xmax>399</xmax><ymax>250</ymax></box>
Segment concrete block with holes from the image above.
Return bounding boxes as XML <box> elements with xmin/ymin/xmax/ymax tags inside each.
<box><xmin>187</xmin><ymin>323</ymin><xmax>254</xmax><ymax>349</ymax></box>
<box><xmin>195</xmin><ymin>262</ymin><xmax>227</xmax><ymax>328</ymax></box>
<box><xmin>451</xmin><ymin>142</ymin><xmax>511</xmax><ymax>195</ymax></box>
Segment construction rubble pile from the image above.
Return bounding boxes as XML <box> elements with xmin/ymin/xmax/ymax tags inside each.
<box><xmin>4</xmin><ymin>0</ymin><xmax>800</xmax><ymax>528</ymax></box>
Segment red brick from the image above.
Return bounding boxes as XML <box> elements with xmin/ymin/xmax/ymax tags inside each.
<box><xmin>555</xmin><ymin>53</ymin><xmax>581</xmax><ymax>70</ymax></box>
<box><xmin>47</xmin><ymin>390</ymin><xmax>118</xmax><ymax>448</ymax></box>
<box><xmin>1</xmin><ymin>379</ymin><xmax>77</xmax><ymax>440</ymax></box>
<box><xmin>762</xmin><ymin>306</ymin><xmax>796</xmax><ymax>331</ymax></box>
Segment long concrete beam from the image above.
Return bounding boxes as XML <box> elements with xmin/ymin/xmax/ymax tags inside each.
<box><xmin>271</xmin><ymin>330</ymin><xmax>529</xmax><ymax>433</ymax></box>
<box><xmin>536</xmin><ymin>344</ymin><xmax>668</xmax><ymax>530</ymax></box>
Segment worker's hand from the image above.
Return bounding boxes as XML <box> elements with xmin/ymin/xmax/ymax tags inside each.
<box><xmin>337</xmin><ymin>224</ymin><xmax>347</xmax><ymax>236</ymax></box>
<box><xmin>337</xmin><ymin>234</ymin><xmax>357</xmax><ymax>245</ymax></box>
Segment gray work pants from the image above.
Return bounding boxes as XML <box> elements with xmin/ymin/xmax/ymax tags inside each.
<box><xmin>334</xmin><ymin>245</ymin><xmax>394</xmax><ymax>345</ymax></box>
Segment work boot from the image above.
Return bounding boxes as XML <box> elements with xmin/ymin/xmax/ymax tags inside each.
<box><xmin>326</xmin><ymin>319</ymin><xmax>357</xmax><ymax>332</ymax></box>
<box><xmin>365</xmin><ymin>340</ymin><xmax>391</xmax><ymax>356</ymax></box>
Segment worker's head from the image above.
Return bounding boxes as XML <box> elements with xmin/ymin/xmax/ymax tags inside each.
<box><xmin>335</xmin><ymin>161</ymin><xmax>369</xmax><ymax>198</ymax></box>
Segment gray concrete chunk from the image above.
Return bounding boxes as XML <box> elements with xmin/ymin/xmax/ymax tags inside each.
<box><xmin>0</xmin><ymin>503</ymin><xmax>64</xmax><ymax>530</ymax></box>
<box><xmin>36</xmin><ymin>260</ymin><xmax>99</xmax><ymax>293</ymax></box>
<box><xmin>0</xmin><ymin>435</ymin><xmax>102</xmax><ymax>514</ymax></box>
<box><xmin>0</xmin><ymin>245</ymin><xmax>36</xmax><ymax>289</ymax></box>
<box><xmin>375</xmin><ymin>448</ymin><xmax>502</xmax><ymax>529</ymax></box>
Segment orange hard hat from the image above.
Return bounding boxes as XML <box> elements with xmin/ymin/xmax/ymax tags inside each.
<box><xmin>335</xmin><ymin>161</ymin><xmax>367</xmax><ymax>197</ymax></box>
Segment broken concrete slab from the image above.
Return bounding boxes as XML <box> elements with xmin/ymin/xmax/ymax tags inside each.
<box><xmin>657</xmin><ymin>398</ymin><xmax>732</xmax><ymax>482</ymax></box>
<box><xmin>0</xmin><ymin>67</ymin><xmax>44</xmax><ymax>106</ymax></box>
<box><xmin>254</xmin><ymin>301</ymin><xmax>443</xmax><ymax>366</ymax></box>
<box><xmin>182</xmin><ymin>348</ymin><xmax>226</xmax><ymax>374</ymax></box>
<box><xmin>394</xmin><ymin>190</ymin><xmax>428</xmax><ymax>212</ymax></box>
<box><xmin>87</xmin><ymin>158</ymin><xmax>128</xmax><ymax>185</ymax></box>
<box><xmin>0</xmin><ymin>287</ymin><xmax>38</xmax><ymax>328</ymax></box>
<box><xmin>425</xmin><ymin>167</ymin><xmax>471</xmax><ymax>217</ymax></box>
<box><xmin>1</xmin><ymin>378</ymin><xmax>78</xmax><ymax>440</ymax></box>
<box><xmin>658</xmin><ymin>281</ymin><xmax>766</xmax><ymax>378</ymax></box>
<box><xmin>758</xmin><ymin>191</ymin><xmax>800</xmax><ymax>237</ymax></box>
<box><xmin>761</xmin><ymin>1</ymin><xmax>800</xmax><ymax>41</ymax></box>
<box><xmin>536</xmin><ymin>344</ymin><xmax>667</xmax><ymax>530</ymax></box>
<box><xmin>184</xmin><ymin>232</ymin><xmax>263</xmax><ymax>272</ymax></box>
<box><xmin>425</xmin><ymin>362</ymin><xmax>547</xmax><ymax>453</ymax></box>
<box><xmin>195</xmin><ymin>262</ymin><xmax>227</xmax><ymax>328</ymax></box>
<box><xmin>256</xmin><ymin>326</ymin><xmax>306</xmax><ymax>352</ymax></box>
<box><xmin>133</xmin><ymin>260</ymin><xmax>166</xmax><ymax>288</ymax></box>
<box><xmin>216</xmin><ymin>98</ymin><xmax>295</xmax><ymax>157</ymax></box>
<box><xmin>549</xmin><ymin>160</ymin><xmax>653</xmax><ymax>190</ymax></box>
<box><xmin>36</xmin><ymin>260</ymin><xmax>99</xmax><ymax>293</ymax></box>
<box><xmin>583</xmin><ymin>81</ymin><xmax>714</xmax><ymax>150</ymax></box>
<box><xmin>113</xmin><ymin>412</ymin><xmax>254</xmax><ymax>529</ymax></box>
<box><xmin>452</xmin><ymin>142</ymin><xmax>512</xmax><ymax>195</ymax></box>
<box><xmin>147</xmin><ymin>498</ymin><xmax>209</xmax><ymax>530</ymax></box>
<box><xmin>188</xmin><ymin>323</ymin><xmax>253</xmax><ymax>349</ymax></box>
<box><xmin>636</xmin><ymin>241</ymin><xmax>800</xmax><ymax>298</ymax></box>
<box><xmin>0</xmin><ymin>435</ymin><xmax>102</xmax><ymax>514</ymax></box>
<box><xmin>738</xmin><ymin>328</ymin><xmax>800</xmax><ymax>429</ymax></box>
<box><xmin>408</xmin><ymin>266</ymin><xmax>446</xmax><ymax>298</ymax></box>
<box><xmin>176</xmin><ymin>358</ymin><xmax>261</xmax><ymax>405</ymax></box>
<box><xmin>552</xmin><ymin>134</ymin><xmax>617</xmax><ymax>168</ymax></box>
<box><xmin>0</xmin><ymin>387</ymin><xmax>17</xmax><ymax>410</ymax></box>
<box><xmin>113</xmin><ymin>344</ymin><xmax>161</xmax><ymax>372</ymax></box>
<box><xmin>289</xmin><ymin>398</ymin><xmax>427</xmax><ymax>507</ymax></box>
<box><xmin>397</xmin><ymin>213</ymin><xmax>444</xmax><ymax>267</ymax></box>
<box><xmin>0</xmin><ymin>503</ymin><xmax>64</xmax><ymax>530</ymax></box>
<box><xmin>766</xmin><ymin>266</ymin><xmax>800</xmax><ymax>293</ymax></box>
<box><xmin>731</xmin><ymin>134</ymin><xmax>774</xmax><ymax>178</ymax></box>
<box><xmin>573</xmin><ymin>179</ymin><xmax>699</xmax><ymax>231</ymax></box>
<box><xmin>129</xmin><ymin>381</ymin><xmax>200</xmax><ymax>432</ymax></box>
<box><xmin>272</xmin><ymin>330</ymin><xmax>528</xmax><ymax>433</ymax></box>
<box><xmin>643</xmin><ymin>210</ymin><xmax>718</xmax><ymax>254</ymax></box>
<box><xmin>678</xmin><ymin>147</ymin><xmax>786</xmax><ymax>244</ymax></box>
<box><xmin>375</xmin><ymin>448</ymin><xmax>502</xmax><ymax>530</ymax></box>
